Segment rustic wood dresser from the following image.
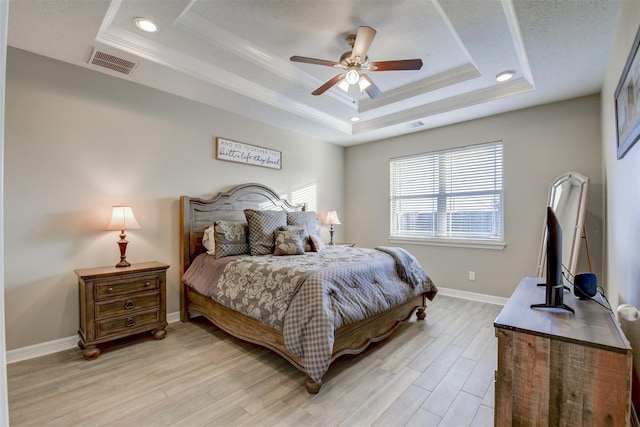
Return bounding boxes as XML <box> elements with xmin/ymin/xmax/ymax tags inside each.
<box><xmin>494</xmin><ymin>276</ymin><xmax>632</xmax><ymax>426</ymax></box>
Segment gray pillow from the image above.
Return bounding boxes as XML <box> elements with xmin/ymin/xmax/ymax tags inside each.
<box><xmin>309</xmin><ymin>234</ymin><xmax>326</xmax><ymax>253</ymax></box>
<box><xmin>274</xmin><ymin>228</ymin><xmax>306</xmax><ymax>256</ymax></box>
<box><xmin>287</xmin><ymin>211</ymin><xmax>320</xmax><ymax>251</ymax></box>
<box><xmin>213</xmin><ymin>221</ymin><xmax>249</xmax><ymax>258</ymax></box>
<box><xmin>244</xmin><ymin>209</ymin><xmax>287</xmax><ymax>255</ymax></box>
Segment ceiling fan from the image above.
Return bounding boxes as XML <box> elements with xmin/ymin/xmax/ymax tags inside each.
<box><xmin>290</xmin><ymin>26</ymin><xmax>423</xmax><ymax>99</ymax></box>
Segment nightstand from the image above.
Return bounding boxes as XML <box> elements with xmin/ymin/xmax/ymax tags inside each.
<box><xmin>75</xmin><ymin>261</ymin><xmax>170</xmax><ymax>360</ymax></box>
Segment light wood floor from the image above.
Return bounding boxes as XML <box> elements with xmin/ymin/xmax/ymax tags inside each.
<box><xmin>7</xmin><ymin>295</ymin><xmax>502</xmax><ymax>427</ymax></box>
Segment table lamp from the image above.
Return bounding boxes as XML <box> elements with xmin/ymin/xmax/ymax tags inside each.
<box><xmin>106</xmin><ymin>205</ymin><xmax>141</xmax><ymax>267</ymax></box>
<box><xmin>324</xmin><ymin>210</ymin><xmax>341</xmax><ymax>245</ymax></box>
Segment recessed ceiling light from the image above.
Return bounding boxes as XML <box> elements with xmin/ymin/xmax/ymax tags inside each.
<box><xmin>496</xmin><ymin>71</ymin><xmax>515</xmax><ymax>82</ymax></box>
<box><xmin>133</xmin><ymin>18</ymin><xmax>158</xmax><ymax>33</ymax></box>
<box><xmin>350</xmin><ymin>117</ymin><xmax>360</xmax><ymax>122</ymax></box>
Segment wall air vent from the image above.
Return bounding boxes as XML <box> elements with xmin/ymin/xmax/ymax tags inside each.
<box><xmin>88</xmin><ymin>49</ymin><xmax>138</xmax><ymax>75</ymax></box>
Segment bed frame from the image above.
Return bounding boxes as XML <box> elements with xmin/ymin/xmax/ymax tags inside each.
<box><xmin>180</xmin><ymin>183</ymin><xmax>435</xmax><ymax>393</ymax></box>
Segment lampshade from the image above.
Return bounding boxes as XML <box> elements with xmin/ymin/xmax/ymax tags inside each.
<box><xmin>325</xmin><ymin>210</ymin><xmax>341</xmax><ymax>225</ymax></box>
<box><xmin>106</xmin><ymin>206</ymin><xmax>141</xmax><ymax>231</ymax></box>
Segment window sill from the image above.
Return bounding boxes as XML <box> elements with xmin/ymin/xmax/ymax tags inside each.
<box><xmin>388</xmin><ymin>236</ymin><xmax>506</xmax><ymax>250</ymax></box>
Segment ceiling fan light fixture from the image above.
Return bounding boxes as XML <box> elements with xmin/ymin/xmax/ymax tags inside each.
<box><xmin>357</xmin><ymin>77</ymin><xmax>371</xmax><ymax>92</ymax></box>
<box><xmin>338</xmin><ymin>79</ymin><xmax>350</xmax><ymax>92</ymax></box>
<box><xmin>133</xmin><ymin>17</ymin><xmax>158</xmax><ymax>33</ymax></box>
<box><xmin>496</xmin><ymin>70</ymin><xmax>515</xmax><ymax>82</ymax></box>
<box><xmin>345</xmin><ymin>68</ymin><xmax>360</xmax><ymax>85</ymax></box>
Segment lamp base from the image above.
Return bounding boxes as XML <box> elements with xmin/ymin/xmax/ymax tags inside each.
<box><xmin>115</xmin><ymin>259</ymin><xmax>131</xmax><ymax>268</ymax></box>
<box><xmin>115</xmin><ymin>233</ymin><xmax>131</xmax><ymax>268</ymax></box>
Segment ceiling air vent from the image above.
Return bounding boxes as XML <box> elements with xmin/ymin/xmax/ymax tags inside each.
<box><xmin>88</xmin><ymin>49</ymin><xmax>138</xmax><ymax>75</ymax></box>
<box><xmin>407</xmin><ymin>121</ymin><xmax>425</xmax><ymax>128</ymax></box>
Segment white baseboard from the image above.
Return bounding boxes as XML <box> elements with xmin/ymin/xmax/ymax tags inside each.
<box><xmin>437</xmin><ymin>287</ymin><xmax>508</xmax><ymax>306</ymax></box>
<box><xmin>6</xmin><ymin>311</ymin><xmax>182</xmax><ymax>364</ymax></box>
<box><xmin>7</xmin><ymin>290</ymin><xmax>505</xmax><ymax>364</ymax></box>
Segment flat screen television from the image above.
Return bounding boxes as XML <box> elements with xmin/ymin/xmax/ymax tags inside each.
<box><xmin>531</xmin><ymin>206</ymin><xmax>574</xmax><ymax>313</ymax></box>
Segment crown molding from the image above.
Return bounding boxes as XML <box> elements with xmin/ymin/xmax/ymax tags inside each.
<box><xmin>358</xmin><ymin>64</ymin><xmax>481</xmax><ymax>113</ymax></box>
<box><xmin>353</xmin><ymin>77</ymin><xmax>534</xmax><ymax>134</ymax></box>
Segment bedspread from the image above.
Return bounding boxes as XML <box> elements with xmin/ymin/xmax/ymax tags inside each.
<box><xmin>182</xmin><ymin>246</ymin><xmax>437</xmax><ymax>382</ymax></box>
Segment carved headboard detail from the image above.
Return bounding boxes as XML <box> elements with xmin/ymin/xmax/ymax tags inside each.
<box><xmin>179</xmin><ymin>183</ymin><xmax>304</xmax><ymax>276</ymax></box>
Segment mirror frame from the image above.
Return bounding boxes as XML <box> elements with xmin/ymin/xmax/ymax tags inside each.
<box><xmin>536</xmin><ymin>172</ymin><xmax>589</xmax><ymax>279</ymax></box>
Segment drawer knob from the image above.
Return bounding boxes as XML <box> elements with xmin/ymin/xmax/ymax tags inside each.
<box><xmin>124</xmin><ymin>300</ymin><xmax>135</xmax><ymax>310</ymax></box>
<box><xmin>145</xmin><ymin>281</ymin><xmax>151</xmax><ymax>287</ymax></box>
<box><xmin>107</xmin><ymin>287</ymin><xmax>114</xmax><ymax>293</ymax></box>
<box><xmin>125</xmin><ymin>317</ymin><xmax>135</xmax><ymax>327</ymax></box>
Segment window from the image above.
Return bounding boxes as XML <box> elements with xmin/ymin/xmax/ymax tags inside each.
<box><xmin>390</xmin><ymin>141</ymin><xmax>504</xmax><ymax>246</ymax></box>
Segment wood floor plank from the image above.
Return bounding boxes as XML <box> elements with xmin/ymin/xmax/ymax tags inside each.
<box><xmin>7</xmin><ymin>295</ymin><xmax>500</xmax><ymax>427</ymax></box>
<box><xmin>461</xmin><ymin>326</ymin><xmax>495</xmax><ymax>361</ymax></box>
<box><xmin>372</xmin><ymin>384</ymin><xmax>431</xmax><ymax>427</ymax></box>
<box><xmin>340</xmin><ymin>366</ymin><xmax>421</xmax><ymax>426</ymax></box>
<box><xmin>405</xmin><ymin>408</ymin><xmax>442</xmax><ymax>427</ymax></box>
<box><xmin>407</xmin><ymin>332</ymin><xmax>456</xmax><ymax>372</ymax></box>
<box><xmin>440</xmin><ymin>391</ymin><xmax>483</xmax><ymax>426</ymax></box>
<box><xmin>413</xmin><ymin>341</ymin><xmax>466</xmax><ymax>391</ymax></box>
<box><xmin>420</xmin><ymin>357</ymin><xmax>477</xmax><ymax>417</ymax></box>
<box><xmin>173</xmin><ymin>389</ymin><xmax>253</xmax><ymax>426</ymax></box>
<box><xmin>462</xmin><ymin>337</ymin><xmax>498</xmax><ymax>398</ymax></box>
<box><xmin>471</xmin><ymin>404</ymin><xmax>495</xmax><ymax>427</ymax></box>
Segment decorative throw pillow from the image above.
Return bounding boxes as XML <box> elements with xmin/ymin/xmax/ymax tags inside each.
<box><xmin>287</xmin><ymin>211</ymin><xmax>321</xmax><ymax>251</ymax></box>
<box><xmin>202</xmin><ymin>225</ymin><xmax>216</xmax><ymax>255</ymax></box>
<box><xmin>274</xmin><ymin>228</ymin><xmax>305</xmax><ymax>256</ymax></box>
<box><xmin>280</xmin><ymin>225</ymin><xmax>306</xmax><ymax>233</ymax></box>
<box><xmin>213</xmin><ymin>221</ymin><xmax>250</xmax><ymax>258</ymax></box>
<box><xmin>244</xmin><ymin>209</ymin><xmax>287</xmax><ymax>255</ymax></box>
<box><xmin>309</xmin><ymin>234</ymin><xmax>326</xmax><ymax>253</ymax></box>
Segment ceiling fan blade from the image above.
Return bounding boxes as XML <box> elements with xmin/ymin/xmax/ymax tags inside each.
<box><xmin>369</xmin><ymin>59</ymin><xmax>423</xmax><ymax>71</ymax></box>
<box><xmin>290</xmin><ymin>56</ymin><xmax>340</xmax><ymax>67</ymax></box>
<box><xmin>351</xmin><ymin>26</ymin><xmax>377</xmax><ymax>63</ymax></box>
<box><xmin>312</xmin><ymin>74</ymin><xmax>345</xmax><ymax>95</ymax></box>
<box><xmin>362</xmin><ymin>75</ymin><xmax>382</xmax><ymax>99</ymax></box>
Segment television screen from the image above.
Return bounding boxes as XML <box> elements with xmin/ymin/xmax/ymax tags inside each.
<box><xmin>531</xmin><ymin>207</ymin><xmax>574</xmax><ymax>313</ymax></box>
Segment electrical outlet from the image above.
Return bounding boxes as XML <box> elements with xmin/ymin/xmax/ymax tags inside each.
<box><xmin>468</xmin><ymin>271</ymin><xmax>476</xmax><ymax>281</ymax></box>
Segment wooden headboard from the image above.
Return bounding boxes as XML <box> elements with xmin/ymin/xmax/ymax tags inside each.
<box><xmin>179</xmin><ymin>183</ymin><xmax>304</xmax><ymax>276</ymax></box>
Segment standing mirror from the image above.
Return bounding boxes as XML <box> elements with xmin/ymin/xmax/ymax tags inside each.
<box><xmin>536</xmin><ymin>172</ymin><xmax>589</xmax><ymax>279</ymax></box>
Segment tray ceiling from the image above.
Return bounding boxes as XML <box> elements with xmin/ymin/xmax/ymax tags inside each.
<box><xmin>7</xmin><ymin>0</ymin><xmax>621</xmax><ymax>146</ymax></box>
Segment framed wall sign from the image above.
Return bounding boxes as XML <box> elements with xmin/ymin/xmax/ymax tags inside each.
<box><xmin>215</xmin><ymin>137</ymin><xmax>282</xmax><ymax>170</ymax></box>
<box><xmin>615</xmin><ymin>25</ymin><xmax>640</xmax><ymax>160</ymax></box>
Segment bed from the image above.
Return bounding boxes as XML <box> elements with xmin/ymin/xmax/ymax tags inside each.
<box><xmin>180</xmin><ymin>183</ymin><xmax>437</xmax><ymax>393</ymax></box>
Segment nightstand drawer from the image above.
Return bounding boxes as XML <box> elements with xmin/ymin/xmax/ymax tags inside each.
<box><xmin>95</xmin><ymin>274</ymin><xmax>160</xmax><ymax>299</ymax></box>
<box><xmin>96</xmin><ymin>309</ymin><xmax>161</xmax><ymax>338</ymax></box>
<box><xmin>95</xmin><ymin>292</ymin><xmax>160</xmax><ymax>320</ymax></box>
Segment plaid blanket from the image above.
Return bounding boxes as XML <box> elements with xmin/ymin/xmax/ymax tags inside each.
<box><xmin>182</xmin><ymin>246</ymin><xmax>437</xmax><ymax>382</ymax></box>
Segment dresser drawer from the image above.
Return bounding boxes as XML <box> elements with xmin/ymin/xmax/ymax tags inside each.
<box><xmin>94</xmin><ymin>274</ymin><xmax>160</xmax><ymax>300</ymax></box>
<box><xmin>95</xmin><ymin>292</ymin><xmax>160</xmax><ymax>320</ymax></box>
<box><xmin>96</xmin><ymin>309</ymin><xmax>161</xmax><ymax>338</ymax></box>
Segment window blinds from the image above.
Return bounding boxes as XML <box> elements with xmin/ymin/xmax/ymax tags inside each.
<box><xmin>390</xmin><ymin>142</ymin><xmax>503</xmax><ymax>241</ymax></box>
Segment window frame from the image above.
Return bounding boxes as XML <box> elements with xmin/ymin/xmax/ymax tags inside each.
<box><xmin>389</xmin><ymin>141</ymin><xmax>506</xmax><ymax>250</ymax></box>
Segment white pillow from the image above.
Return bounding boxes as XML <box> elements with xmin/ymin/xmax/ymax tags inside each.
<box><xmin>202</xmin><ymin>225</ymin><xmax>216</xmax><ymax>255</ymax></box>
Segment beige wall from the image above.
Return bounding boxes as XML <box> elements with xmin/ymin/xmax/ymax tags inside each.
<box><xmin>345</xmin><ymin>95</ymin><xmax>603</xmax><ymax>298</ymax></box>
<box><xmin>601</xmin><ymin>0</ymin><xmax>640</xmax><ymax>394</ymax></box>
<box><xmin>3</xmin><ymin>47</ymin><xmax>345</xmax><ymax>350</ymax></box>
